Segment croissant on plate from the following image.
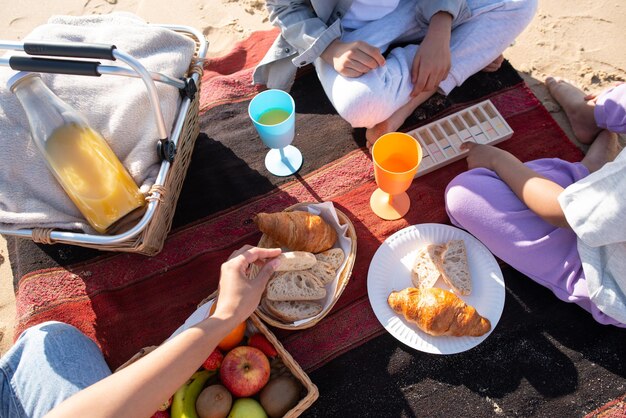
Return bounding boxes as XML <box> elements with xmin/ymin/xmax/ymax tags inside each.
<box><xmin>387</xmin><ymin>287</ymin><xmax>491</xmax><ymax>337</ymax></box>
<box><xmin>254</xmin><ymin>211</ymin><xmax>337</xmax><ymax>253</ymax></box>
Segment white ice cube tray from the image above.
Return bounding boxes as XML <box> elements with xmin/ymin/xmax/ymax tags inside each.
<box><xmin>407</xmin><ymin>99</ymin><xmax>514</xmax><ymax>178</ymax></box>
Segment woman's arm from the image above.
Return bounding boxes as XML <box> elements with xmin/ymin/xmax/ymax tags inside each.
<box><xmin>462</xmin><ymin>142</ymin><xmax>570</xmax><ymax>228</ymax></box>
<box><xmin>45</xmin><ymin>246</ymin><xmax>281</xmax><ymax>418</ymax></box>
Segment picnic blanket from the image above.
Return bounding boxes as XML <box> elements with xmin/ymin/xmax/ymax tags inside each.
<box><xmin>7</xmin><ymin>29</ymin><xmax>626</xmax><ymax>417</ymax></box>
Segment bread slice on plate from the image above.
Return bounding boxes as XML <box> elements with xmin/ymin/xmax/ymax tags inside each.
<box><xmin>411</xmin><ymin>243</ymin><xmax>445</xmax><ymax>289</ymax></box>
<box><xmin>314</xmin><ymin>248</ymin><xmax>345</xmax><ymax>270</ymax></box>
<box><xmin>264</xmin><ymin>299</ymin><xmax>323</xmax><ymax>322</ymax></box>
<box><xmin>275</xmin><ymin>251</ymin><xmax>317</xmax><ymax>271</ymax></box>
<box><xmin>266</xmin><ymin>270</ymin><xmax>326</xmax><ymax>301</ymax></box>
<box><xmin>440</xmin><ymin>239</ymin><xmax>472</xmax><ymax>295</ymax></box>
<box><xmin>307</xmin><ymin>260</ymin><xmax>336</xmax><ymax>285</ymax></box>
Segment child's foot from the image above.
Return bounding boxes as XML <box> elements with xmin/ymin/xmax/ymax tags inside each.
<box><xmin>545</xmin><ymin>77</ymin><xmax>601</xmax><ymax>144</ymax></box>
<box><xmin>482</xmin><ymin>55</ymin><xmax>504</xmax><ymax>72</ymax></box>
<box><xmin>581</xmin><ymin>130</ymin><xmax>621</xmax><ymax>173</ymax></box>
<box><xmin>365</xmin><ymin>90</ymin><xmax>436</xmax><ymax>149</ymax></box>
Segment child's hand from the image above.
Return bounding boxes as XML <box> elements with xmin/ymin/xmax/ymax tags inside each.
<box><xmin>461</xmin><ymin>142</ymin><xmax>507</xmax><ymax>171</ymax></box>
<box><xmin>411</xmin><ymin>11</ymin><xmax>452</xmax><ymax>96</ymax></box>
<box><xmin>321</xmin><ymin>39</ymin><xmax>385</xmax><ymax>77</ymax></box>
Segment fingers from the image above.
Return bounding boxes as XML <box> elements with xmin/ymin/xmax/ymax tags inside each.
<box><xmin>342</xmin><ymin>43</ymin><xmax>385</xmax><ymax>77</ymax></box>
<box><xmin>411</xmin><ymin>61</ymin><xmax>449</xmax><ymax>97</ymax></box>
<box><xmin>253</xmin><ymin>258</ymin><xmax>280</xmax><ymax>287</ymax></box>
<box><xmin>358</xmin><ymin>42</ymin><xmax>385</xmax><ymax>67</ymax></box>
<box><xmin>236</xmin><ymin>247</ymin><xmax>282</xmax><ymax>266</ymax></box>
<box><xmin>459</xmin><ymin>141</ymin><xmax>476</xmax><ymax>151</ymax></box>
<box><xmin>228</xmin><ymin>244</ymin><xmax>254</xmax><ymax>261</ymax></box>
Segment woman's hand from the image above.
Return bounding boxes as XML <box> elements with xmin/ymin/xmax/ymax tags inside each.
<box><xmin>321</xmin><ymin>39</ymin><xmax>385</xmax><ymax>77</ymax></box>
<box><xmin>213</xmin><ymin>245</ymin><xmax>281</xmax><ymax>322</ymax></box>
<box><xmin>461</xmin><ymin>142</ymin><xmax>509</xmax><ymax>171</ymax></box>
<box><xmin>411</xmin><ymin>12</ymin><xmax>452</xmax><ymax>96</ymax></box>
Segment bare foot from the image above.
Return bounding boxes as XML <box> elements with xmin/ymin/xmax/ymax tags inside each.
<box><xmin>545</xmin><ymin>77</ymin><xmax>601</xmax><ymax>144</ymax></box>
<box><xmin>482</xmin><ymin>55</ymin><xmax>504</xmax><ymax>72</ymax></box>
<box><xmin>581</xmin><ymin>130</ymin><xmax>621</xmax><ymax>173</ymax></box>
<box><xmin>365</xmin><ymin>90</ymin><xmax>436</xmax><ymax>149</ymax></box>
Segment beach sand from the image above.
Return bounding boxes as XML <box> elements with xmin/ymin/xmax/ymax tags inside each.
<box><xmin>0</xmin><ymin>0</ymin><xmax>624</xmax><ymax>355</ymax></box>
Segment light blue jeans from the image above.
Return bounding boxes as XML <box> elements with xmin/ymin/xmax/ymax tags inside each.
<box><xmin>0</xmin><ymin>321</ymin><xmax>111</xmax><ymax>418</ymax></box>
<box><xmin>314</xmin><ymin>0</ymin><xmax>538</xmax><ymax>128</ymax></box>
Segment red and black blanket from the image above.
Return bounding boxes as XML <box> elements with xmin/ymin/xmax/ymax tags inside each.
<box><xmin>7</xmin><ymin>30</ymin><xmax>625</xmax><ymax>417</ymax></box>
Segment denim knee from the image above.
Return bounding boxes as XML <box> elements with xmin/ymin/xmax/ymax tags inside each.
<box><xmin>15</xmin><ymin>321</ymin><xmax>79</xmax><ymax>342</ymax></box>
<box><xmin>1</xmin><ymin>321</ymin><xmax>111</xmax><ymax>418</ymax></box>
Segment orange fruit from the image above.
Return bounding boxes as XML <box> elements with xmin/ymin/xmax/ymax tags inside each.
<box><xmin>210</xmin><ymin>302</ymin><xmax>246</xmax><ymax>351</ymax></box>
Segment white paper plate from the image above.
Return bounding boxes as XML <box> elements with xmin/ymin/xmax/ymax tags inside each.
<box><xmin>367</xmin><ymin>223</ymin><xmax>505</xmax><ymax>354</ymax></box>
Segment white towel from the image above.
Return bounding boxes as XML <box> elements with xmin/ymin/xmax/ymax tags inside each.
<box><xmin>0</xmin><ymin>12</ymin><xmax>196</xmax><ymax>234</ymax></box>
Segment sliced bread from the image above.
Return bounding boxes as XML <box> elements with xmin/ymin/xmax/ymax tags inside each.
<box><xmin>266</xmin><ymin>270</ymin><xmax>326</xmax><ymax>301</ymax></box>
<box><xmin>275</xmin><ymin>251</ymin><xmax>317</xmax><ymax>271</ymax></box>
<box><xmin>411</xmin><ymin>243</ymin><xmax>445</xmax><ymax>289</ymax></box>
<box><xmin>314</xmin><ymin>248</ymin><xmax>345</xmax><ymax>270</ymax></box>
<box><xmin>264</xmin><ymin>299</ymin><xmax>323</xmax><ymax>322</ymax></box>
<box><xmin>307</xmin><ymin>260</ymin><xmax>336</xmax><ymax>285</ymax></box>
<box><xmin>440</xmin><ymin>239</ymin><xmax>472</xmax><ymax>295</ymax></box>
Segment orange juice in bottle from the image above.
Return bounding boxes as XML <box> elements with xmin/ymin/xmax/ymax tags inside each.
<box><xmin>8</xmin><ymin>72</ymin><xmax>145</xmax><ymax>234</ymax></box>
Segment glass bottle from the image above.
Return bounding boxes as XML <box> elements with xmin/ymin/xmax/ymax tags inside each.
<box><xmin>8</xmin><ymin>72</ymin><xmax>145</xmax><ymax>234</ymax></box>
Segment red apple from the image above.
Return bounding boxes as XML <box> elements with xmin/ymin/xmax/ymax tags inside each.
<box><xmin>219</xmin><ymin>346</ymin><xmax>270</xmax><ymax>397</ymax></box>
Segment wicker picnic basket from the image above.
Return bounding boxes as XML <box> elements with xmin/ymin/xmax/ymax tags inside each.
<box><xmin>118</xmin><ymin>294</ymin><xmax>319</xmax><ymax>418</ymax></box>
<box><xmin>253</xmin><ymin>202</ymin><xmax>358</xmax><ymax>330</ymax></box>
<box><xmin>0</xmin><ymin>25</ymin><xmax>208</xmax><ymax>256</ymax></box>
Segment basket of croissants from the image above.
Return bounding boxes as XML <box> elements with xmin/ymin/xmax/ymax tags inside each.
<box><xmin>249</xmin><ymin>202</ymin><xmax>357</xmax><ymax>330</ymax></box>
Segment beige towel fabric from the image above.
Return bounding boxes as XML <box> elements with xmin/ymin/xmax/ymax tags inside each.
<box><xmin>0</xmin><ymin>12</ymin><xmax>195</xmax><ymax>234</ymax></box>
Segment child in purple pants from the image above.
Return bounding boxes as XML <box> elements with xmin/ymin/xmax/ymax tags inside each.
<box><xmin>445</xmin><ymin>79</ymin><xmax>626</xmax><ymax>326</ymax></box>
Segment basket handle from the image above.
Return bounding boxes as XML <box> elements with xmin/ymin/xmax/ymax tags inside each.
<box><xmin>9</xmin><ymin>56</ymin><xmax>101</xmax><ymax>77</ymax></box>
<box><xmin>23</xmin><ymin>41</ymin><xmax>117</xmax><ymax>60</ymax></box>
<box><xmin>4</xmin><ymin>41</ymin><xmax>176</xmax><ymax>163</ymax></box>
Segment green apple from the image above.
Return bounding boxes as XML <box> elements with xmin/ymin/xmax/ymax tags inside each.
<box><xmin>228</xmin><ymin>398</ymin><xmax>267</xmax><ymax>418</ymax></box>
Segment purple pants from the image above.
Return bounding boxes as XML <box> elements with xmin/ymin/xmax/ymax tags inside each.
<box><xmin>445</xmin><ymin>158</ymin><xmax>625</xmax><ymax>327</ymax></box>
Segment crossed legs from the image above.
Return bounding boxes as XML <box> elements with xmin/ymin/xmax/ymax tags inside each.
<box><xmin>315</xmin><ymin>0</ymin><xmax>538</xmax><ymax>148</ymax></box>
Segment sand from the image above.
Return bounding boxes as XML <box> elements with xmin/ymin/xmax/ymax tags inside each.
<box><xmin>0</xmin><ymin>0</ymin><xmax>624</xmax><ymax>356</ymax></box>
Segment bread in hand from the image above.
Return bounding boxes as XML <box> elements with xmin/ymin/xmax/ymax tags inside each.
<box><xmin>264</xmin><ymin>299</ymin><xmax>323</xmax><ymax>322</ymax></box>
<box><xmin>411</xmin><ymin>244</ymin><xmax>445</xmax><ymax>289</ymax></box>
<box><xmin>307</xmin><ymin>260</ymin><xmax>336</xmax><ymax>285</ymax></box>
<box><xmin>254</xmin><ymin>211</ymin><xmax>337</xmax><ymax>253</ymax></box>
<box><xmin>387</xmin><ymin>287</ymin><xmax>490</xmax><ymax>337</ymax></box>
<box><xmin>266</xmin><ymin>270</ymin><xmax>326</xmax><ymax>301</ymax></box>
<box><xmin>314</xmin><ymin>248</ymin><xmax>345</xmax><ymax>270</ymax></box>
<box><xmin>439</xmin><ymin>240</ymin><xmax>472</xmax><ymax>295</ymax></box>
<box><xmin>275</xmin><ymin>251</ymin><xmax>317</xmax><ymax>271</ymax></box>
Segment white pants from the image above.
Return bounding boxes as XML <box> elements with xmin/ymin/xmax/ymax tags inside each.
<box><xmin>314</xmin><ymin>0</ymin><xmax>538</xmax><ymax>128</ymax></box>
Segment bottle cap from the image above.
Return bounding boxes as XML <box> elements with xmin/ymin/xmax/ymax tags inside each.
<box><xmin>6</xmin><ymin>71</ymin><xmax>39</xmax><ymax>93</ymax></box>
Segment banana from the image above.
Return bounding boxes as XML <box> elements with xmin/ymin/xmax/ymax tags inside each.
<box><xmin>171</xmin><ymin>370</ymin><xmax>214</xmax><ymax>418</ymax></box>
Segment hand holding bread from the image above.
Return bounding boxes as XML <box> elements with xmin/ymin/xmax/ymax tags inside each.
<box><xmin>252</xmin><ymin>207</ymin><xmax>352</xmax><ymax>326</ymax></box>
<box><xmin>262</xmin><ymin>251</ymin><xmax>342</xmax><ymax>322</ymax></box>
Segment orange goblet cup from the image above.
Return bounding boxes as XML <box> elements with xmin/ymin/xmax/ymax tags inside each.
<box><xmin>370</xmin><ymin>132</ymin><xmax>422</xmax><ymax>220</ymax></box>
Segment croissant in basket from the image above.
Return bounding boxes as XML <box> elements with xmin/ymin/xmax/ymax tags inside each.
<box><xmin>254</xmin><ymin>211</ymin><xmax>337</xmax><ymax>253</ymax></box>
